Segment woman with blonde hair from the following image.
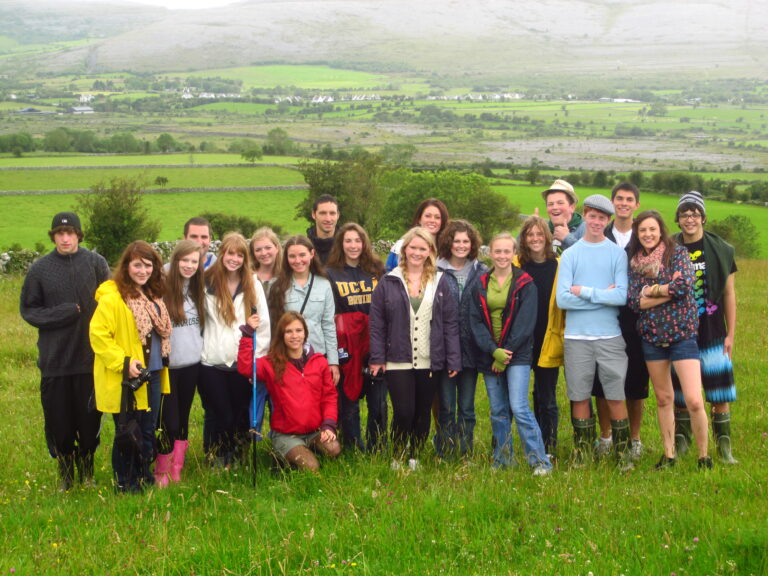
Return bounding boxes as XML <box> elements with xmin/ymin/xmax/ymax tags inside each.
<box><xmin>250</xmin><ymin>227</ymin><xmax>283</xmax><ymax>298</ymax></box>
<box><xmin>469</xmin><ymin>232</ymin><xmax>552</xmax><ymax>474</ymax></box>
<box><xmin>90</xmin><ymin>241</ymin><xmax>171</xmax><ymax>492</ymax></box>
<box><xmin>370</xmin><ymin>227</ymin><xmax>461</xmax><ymax>468</ymax></box>
<box><xmin>200</xmin><ymin>232</ymin><xmax>270</xmax><ymax>468</ymax></box>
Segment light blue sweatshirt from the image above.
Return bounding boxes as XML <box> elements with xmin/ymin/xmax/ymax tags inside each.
<box><xmin>556</xmin><ymin>238</ymin><xmax>627</xmax><ymax>338</ymax></box>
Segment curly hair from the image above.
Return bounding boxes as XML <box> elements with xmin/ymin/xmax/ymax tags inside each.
<box><xmin>437</xmin><ymin>219</ymin><xmax>482</xmax><ymax>261</ymax></box>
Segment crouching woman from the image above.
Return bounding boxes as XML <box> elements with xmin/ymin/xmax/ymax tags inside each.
<box><xmin>238</xmin><ymin>311</ymin><xmax>340</xmax><ymax>471</ymax></box>
<box><xmin>90</xmin><ymin>241</ymin><xmax>171</xmax><ymax>492</ymax></box>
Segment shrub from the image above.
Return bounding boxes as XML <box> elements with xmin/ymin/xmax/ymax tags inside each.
<box><xmin>707</xmin><ymin>215</ymin><xmax>760</xmax><ymax>259</ymax></box>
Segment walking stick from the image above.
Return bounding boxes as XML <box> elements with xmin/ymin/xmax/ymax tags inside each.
<box><xmin>250</xmin><ymin>316</ymin><xmax>259</xmax><ymax>486</ymax></box>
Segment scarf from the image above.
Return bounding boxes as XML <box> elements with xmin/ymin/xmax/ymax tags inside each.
<box><xmin>630</xmin><ymin>241</ymin><xmax>666</xmax><ymax>278</ymax></box>
<box><xmin>125</xmin><ymin>290</ymin><xmax>172</xmax><ymax>360</ymax></box>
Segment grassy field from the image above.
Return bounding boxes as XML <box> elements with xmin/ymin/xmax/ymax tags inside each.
<box><xmin>0</xmin><ymin>188</ymin><xmax>308</xmax><ymax>250</ymax></box>
<box><xmin>1</xmin><ymin>260</ymin><xmax>766</xmax><ymax>575</ymax></box>
<box><xmin>178</xmin><ymin>65</ymin><xmax>392</xmax><ymax>91</ymax></box>
<box><xmin>2</xmin><ymin>176</ymin><xmax>767</xmax><ymax>258</ymax></box>
<box><xmin>0</xmin><ymin>154</ymin><xmax>302</xmax><ymax>168</ymax></box>
<box><xmin>0</xmin><ymin>165</ymin><xmax>304</xmax><ymax>192</ymax></box>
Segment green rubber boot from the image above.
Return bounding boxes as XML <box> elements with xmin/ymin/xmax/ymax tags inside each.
<box><xmin>571</xmin><ymin>417</ymin><xmax>596</xmax><ymax>469</ymax></box>
<box><xmin>612</xmin><ymin>418</ymin><xmax>634</xmax><ymax>472</ymax></box>
<box><xmin>713</xmin><ymin>412</ymin><xmax>738</xmax><ymax>465</ymax></box>
<box><xmin>674</xmin><ymin>410</ymin><xmax>692</xmax><ymax>457</ymax></box>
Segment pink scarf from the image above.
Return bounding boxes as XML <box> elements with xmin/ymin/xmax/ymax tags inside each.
<box><xmin>125</xmin><ymin>290</ymin><xmax>172</xmax><ymax>360</ymax></box>
<box><xmin>630</xmin><ymin>242</ymin><xmax>666</xmax><ymax>278</ymax></box>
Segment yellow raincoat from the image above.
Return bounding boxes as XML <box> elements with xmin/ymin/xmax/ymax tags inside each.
<box><xmin>89</xmin><ymin>280</ymin><xmax>170</xmax><ymax>414</ymax></box>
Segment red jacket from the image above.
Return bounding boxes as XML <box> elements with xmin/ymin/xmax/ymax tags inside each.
<box><xmin>238</xmin><ymin>336</ymin><xmax>338</xmax><ymax>435</ymax></box>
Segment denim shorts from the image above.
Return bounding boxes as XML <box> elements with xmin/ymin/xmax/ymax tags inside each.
<box><xmin>641</xmin><ymin>337</ymin><xmax>699</xmax><ymax>363</ymax></box>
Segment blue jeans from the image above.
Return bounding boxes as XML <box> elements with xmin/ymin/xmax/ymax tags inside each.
<box><xmin>483</xmin><ymin>365</ymin><xmax>551</xmax><ymax>470</ymax></box>
<box><xmin>436</xmin><ymin>368</ymin><xmax>477</xmax><ymax>457</ymax></box>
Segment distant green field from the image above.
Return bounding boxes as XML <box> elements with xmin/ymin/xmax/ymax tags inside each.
<box><xmin>177</xmin><ymin>65</ymin><xmax>390</xmax><ymax>90</ymax></box>
<box><xmin>3</xmin><ymin>181</ymin><xmax>765</xmax><ymax>257</ymax></box>
<box><xmin>0</xmin><ymin>189</ymin><xmax>308</xmax><ymax>250</ymax></box>
<box><xmin>0</xmin><ymin>165</ymin><xmax>303</xmax><ymax>191</ymax></box>
<box><xmin>0</xmin><ymin>154</ymin><xmax>300</xmax><ymax>168</ymax></box>
<box><xmin>190</xmin><ymin>102</ymin><xmax>276</xmax><ymax>115</ymax></box>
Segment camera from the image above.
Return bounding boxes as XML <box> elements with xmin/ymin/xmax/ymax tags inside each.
<box><xmin>362</xmin><ymin>366</ymin><xmax>385</xmax><ymax>383</ymax></box>
<box><xmin>124</xmin><ymin>365</ymin><xmax>151</xmax><ymax>391</ymax></box>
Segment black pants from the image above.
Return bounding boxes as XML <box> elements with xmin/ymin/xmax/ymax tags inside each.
<box><xmin>40</xmin><ymin>374</ymin><xmax>101</xmax><ymax>459</ymax></box>
<box><xmin>198</xmin><ymin>365</ymin><xmax>251</xmax><ymax>460</ymax></box>
<box><xmin>159</xmin><ymin>364</ymin><xmax>200</xmax><ymax>452</ymax></box>
<box><xmin>386</xmin><ymin>369</ymin><xmax>438</xmax><ymax>459</ymax></box>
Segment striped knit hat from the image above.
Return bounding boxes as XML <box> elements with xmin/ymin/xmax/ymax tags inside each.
<box><xmin>677</xmin><ymin>190</ymin><xmax>705</xmax><ymax>218</ymax></box>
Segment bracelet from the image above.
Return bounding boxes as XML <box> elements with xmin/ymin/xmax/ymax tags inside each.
<box><xmin>652</xmin><ymin>284</ymin><xmax>662</xmax><ymax>298</ymax></box>
<box><xmin>641</xmin><ymin>285</ymin><xmax>650</xmax><ymax>298</ymax></box>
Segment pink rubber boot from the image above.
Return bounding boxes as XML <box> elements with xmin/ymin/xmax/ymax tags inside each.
<box><xmin>170</xmin><ymin>440</ymin><xmax>188</xmax><ymax>483</ymax></box>
<box><xmin>154</xmin><ymin>453</ymin><xmax>172</xmax><ymax>488</ymax></box>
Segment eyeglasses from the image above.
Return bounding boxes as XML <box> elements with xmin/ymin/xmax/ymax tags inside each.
<box><xmin>679</xmin><ymin>212</ymin><xmax>702</xmax><ymax>222</ymax></box>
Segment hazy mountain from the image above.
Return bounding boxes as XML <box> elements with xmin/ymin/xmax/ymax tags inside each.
<box><xmin>2</xmin><ymin>0</ymin><xmax>766</xmax><ymax>80</ymax></box>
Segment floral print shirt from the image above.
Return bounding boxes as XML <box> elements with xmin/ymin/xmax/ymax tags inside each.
<box><xmin>627</xmin><ymin>244</ymin><xmax>699</xmax><ymax>345</ymax></box>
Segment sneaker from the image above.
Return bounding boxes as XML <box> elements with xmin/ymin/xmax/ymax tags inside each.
<box><xmin>697</xmin><ymin>456</ymin><xmax>714</xmax><ymax>470</ymax></box>
<box><xmin>408</xmin><ymin>458</ymin><xmax>419</xmax><ymax>471</ymax></box>
<box><xmin>390</xmin><ymin>459</ymin><xmax>402</xmax><ymax>471</ymax></box>
<box><xmin>654</xmin><ymin>455</ymin><xmax>676</xmax><ymax>470</ymax></box>
<box><xmin>617</xmin><ymin>458</ymin><xmax>635</xmax><ymax>473</ymax></box>
<box><xmin>594</xmin><ymin>437</ymin><xmax>613</xmax><ymax>458</ymax></box>
<box><xmin>532</xmin><ymin>465</ymin><xmax>552</xmax><ymax>477</ymax></box>
<box><xmin>630</xmin><ymin>440</ymin><xmax>643</xmax><ymax>461</ymax></box>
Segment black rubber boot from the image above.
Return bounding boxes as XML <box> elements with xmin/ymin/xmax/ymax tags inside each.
<box><xmin>77</xmin><ymin>452</ymin><xmax>96</xmax><ymax>487</ymax></box>
<box><xmin>674</xmin><ymin>410</ymin><xmax>692</xmax><ymax>457</ymax></box>
<box><xmin>713</xmin><ymin>412</ymin><xmax>738</xmax><ymax>465</ymax></box>
<box><xmin>57</xmin><ymin>454</ymin><xmax>75</xmax><ymax>492</ymax></box>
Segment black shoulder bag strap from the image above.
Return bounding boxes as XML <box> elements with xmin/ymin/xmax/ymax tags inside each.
<box><xmin>299</xmin><ymin>273</ymin><xmax>315</xmax><ymax>315</ymax></box>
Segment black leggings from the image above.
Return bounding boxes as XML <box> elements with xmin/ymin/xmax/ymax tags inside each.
<box><xmin>386</xmin><ymin>369</ymin><xmax>438</xmax><ymax>458</ymax></box>
<box><xmin>159</xmin><ymin>363</ymin><xmax>200</xmax><ymax>452</ymax></box>
<box><xmin>198</xmin><ymin>365</ymin><xmax>252</xmax><ymax>459</ymax></box>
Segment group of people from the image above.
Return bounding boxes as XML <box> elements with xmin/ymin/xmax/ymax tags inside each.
<box><xmin>20</xmin><ymin>180</ymin><xmax>739</xmax><ymax>492</ymax></box>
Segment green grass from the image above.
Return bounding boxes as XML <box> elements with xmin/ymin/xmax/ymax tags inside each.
<box><xmin>0</xmin><ymin>165</ymin><xmax>304</xmax><ymax>192</ymax></box>
<box><xmin>177</xmin><ymin>65</ymin><xmax>391</xmax><ymax>90</ymax></box>
<box><xmin>0</xmin><ymin>154</ymin><xmax>301</xmax><ymax>168</ymax></box>
<box><xmin>1</xmin><ymin>260</ymin><xmax>767</xmax><ymax>574</ymax></box>
<box><xmin>0</xmin><ymin>188</ymin><xmax>308</xmax><ymax>250</ymax></box>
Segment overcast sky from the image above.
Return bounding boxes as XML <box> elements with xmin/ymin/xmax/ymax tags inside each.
<box><xmin>112</xmin><ymin>0</ymin><xmax>239</xmax><ymax>9</ymax></box>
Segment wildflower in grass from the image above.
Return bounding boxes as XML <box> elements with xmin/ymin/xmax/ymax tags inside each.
<box><xmin>693</xmin><ymin>537</ymin><xmax>699</xmax><ymax>543</ymax></box>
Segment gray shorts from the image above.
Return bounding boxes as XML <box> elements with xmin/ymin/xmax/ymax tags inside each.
<box><xmin>270</xmin><ymin>430</ymin><xmax>320</xmax><ymax>460</ymax></box>
<box><xmin>565</xmin><ymin>336</ymin><xmax>628</xmax><ymax>402</ymax></box>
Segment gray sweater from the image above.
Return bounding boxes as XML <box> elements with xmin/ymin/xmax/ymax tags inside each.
<box><xmin>20</xmin><ymin>247</ymin><xmax>110</xmax><ymax>377</ymax></box>
<box><xmin>169</xmin><ymin>286</ymin><xmax>204</xmax><ymax>369</ymax></box>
